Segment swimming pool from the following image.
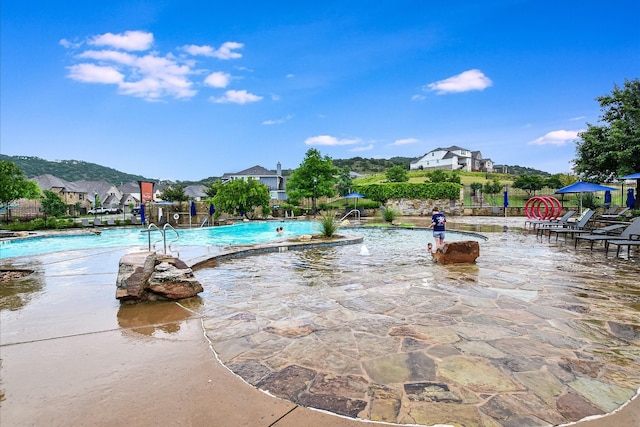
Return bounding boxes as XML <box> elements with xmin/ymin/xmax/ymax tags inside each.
<box><xmin>0</xmin><ymin>221</ymin><xmax>323</xmax><ymax>259</ymax></box>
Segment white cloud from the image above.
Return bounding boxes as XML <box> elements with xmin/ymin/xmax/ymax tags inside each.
<box><xmin>59</xmin><ymin>38</ymin><xmax>83</xmax><ymax>49</ymax></box>
<box><xmin>66</xmin><ymin>63</ymin><xmax>124</xmax><ymax>84</ymax></box>
<box><xmin>182</xmin><ymin>41</ymin><xmax>244</xmax><ymax>59</ymax></box>
<box><xmin>65</xmin><ymin>30</ymin><xmax>249</xmax><ymax>102</ymax></box>
<box><xmin>427</xmin><ymin>69</ymin><xmax>492</xmax><ymax>94</ymax></box>
<box><xmin>529</xmin><ymin>130</ymin><xmax>583</xmax><ymax>146</ymax></box>
<box><xmin>89</xmin><ymin>30</ymin><xmax>153</xmax><ymax>51</ymax></box>
<box><xmin>304</xmin><ymin>135</ymin><xmax>361</xmax><ymax>146</ymax></box>
<box><xmin>211</xmin><ymin>89</ymin><xmax>263</xmax><ymax>104</ymax></box>
<box><xmin>78</xmin><ymin>49</ymin><xmax>136</xmax><ymax>65</ymax></box>
<box><xmin>204</xmin><ymin>71</ymin><xmax>231</xmax><ymax>88</ymax></box>
<box><xmin>263</xmin><ymin>114</ymin><xmax>293</xmax><ymax>125</ymax></box>
<box><xmin>391</xmin><ymin>138</ymin><xmax>419</xmax><ymax>146</ymax></box>
<box><xmin>350</xmin><ymin>144</ymin><xmax>374</xmax><ymax>152</ymax></box>
<box><xmin>411</xmin><ymin>94</ymin><xmax>426</xmax><ymax>101</ymax></box>
<box><xmin>570</xmin><ymin>116</ymin><xmax>586</xmax><ymax>121</ymax></box>
<box><xmin>286</xmin><ymin>73</ymin><xmax>295</xmax><ymax>78</ymax></box>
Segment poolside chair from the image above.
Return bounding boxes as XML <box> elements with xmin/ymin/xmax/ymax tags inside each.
<box><xmin>106</xmin><ymin>219</ymin><xmax>116</xmax><ymax>226</ymax></box>
<box><xmin>605</xmin><ymin>235</ymin><xmax>640</xmax><ymax>257</ymax></box>
<box><xmin>94</xmin><ymin>218</ymin><xmax>104</xmax><ymax>226</ymax></box>
<box><xmin>81</xmin><ymin>218</ymin><xmax>91</xmax><ymax>227</ymax></box>
<box><xmin>546</xmin><ymin>209</ymin><xmax>596</xmax><ymax>241</ymax></box>
<box><xmin>575</xmin><ymin>217</ymin><xmax>640</xmax><ymax>250</ymax></box>
<box><xmin>532</xmin><ymin>210</ymin><xmax>577</xmax><ymax>236</ymax></box>
<box><xmin>598</xmin><ymin>207</ymin><xmax>630</xmax><ymax>220</ymax></box>
<box><xmin>526</xmin><ymin>210</ymin><xmax>575</xmax><ymax>230</ymax></box>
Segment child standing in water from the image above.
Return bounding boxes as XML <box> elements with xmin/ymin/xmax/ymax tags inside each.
<box><xmin>428</xmin><ymin>207</ymin><xmax>446</xmax><ymax>251</ymax></box>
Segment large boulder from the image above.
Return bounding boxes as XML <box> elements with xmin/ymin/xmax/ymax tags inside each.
<box><xmin>116</xmin><ymin>252</ymin><xmax>203</xmax><ymax>302</ymax></box>
<box><xmin>432</xmin><ymin>241</ymin><xmax>480</xmax><ymax>264</ymax></box>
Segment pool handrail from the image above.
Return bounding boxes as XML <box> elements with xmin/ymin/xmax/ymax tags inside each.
<box><xmin>340</xmin><ymin>209</ymin><xmax>361</xmax><ymax>222</ymax></box>
<box><xmin>141</xmin><ymin>223</ymin><xmax>180</xmax><ymax>255</ymax></box>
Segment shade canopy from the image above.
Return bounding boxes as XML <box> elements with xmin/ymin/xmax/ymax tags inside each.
<box><xmin>555</xmin><ymin>181</ymin><xmax>618</xmax><ymax>212</ymax></box>
<box><xmin>344</xmin><ymin>192</ymin><xmax>365</xmax><ymax>198</ymax></box>
<box><xmin>554</xmin><ymin>181</ymin><xmax>618</xmax><ymax>194</ymax></box>
<box><xmin>344</xmin><ymin>192</ymin><xmax>365</xmax><ymax>209</ymax></box>
<box><xmin>620</xmin><ymin>172</ymin><xmax>640</xmax><ymax>180</ymax></box>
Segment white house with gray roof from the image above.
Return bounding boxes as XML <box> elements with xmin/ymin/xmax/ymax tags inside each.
<box><xmin>410</xmin><ymin>146</ymin><xmax>494</xmax><ymax>172</ymax></box>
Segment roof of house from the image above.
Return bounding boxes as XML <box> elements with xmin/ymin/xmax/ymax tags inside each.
<box><xmin>222</xmin><ymin>165</ymin><xmax>276</xmax><ymax>178</ymax></box>
<box><xmin>32</xmin><ymin>174</ymin><xmax>84</xmax><ymax>192</ymax></box>
<box><xmin>184</xmin><ymin>185</ymin><xmax>208</xmax><ymax>199</ymax></box>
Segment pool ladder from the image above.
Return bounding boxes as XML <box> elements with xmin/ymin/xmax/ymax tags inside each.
<box><xmin>143</xmin><ymin>223</ymin><xmax>180</xmax><ymax>256</ymax></box>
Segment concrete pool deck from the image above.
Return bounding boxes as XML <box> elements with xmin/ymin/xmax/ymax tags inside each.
<box><xmin>1</xmin><ymin>216</ymin><xmax>639</xmax><ymax>426</ymax></box>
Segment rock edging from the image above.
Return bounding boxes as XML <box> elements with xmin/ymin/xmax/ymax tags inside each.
<box><xmin>116</xmin><ymin>251</ymin><xmax>203</xmax><ymax>303</ymax></box>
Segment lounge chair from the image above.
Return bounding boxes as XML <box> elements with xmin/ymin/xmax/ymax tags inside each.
<box><xmin>546</xmin><ymin>209</ymin><xmax>596</xmax><ymax>241</ymax></box>
<box><xmin>598</xmin><ymin>207</ymin><xmax>630</xmax><ymax>220</ymax></box>
<box><xmin>81</xmin><ymin>218</ymin><xmax>91</xmax><ymax>227</ymax></box>
<box><xmin>575</xmin><ymin>217</ymin><xmax>640</xmax><ymax>250</ymax></box>
<box><xmin>531</xmin><ymin>210</ymin><xmax>577</xmax><ymax>235</ymax></box>
<box><xmin>106</xmin><ymin>219</ymin><xmax>116</xmax><ymax>226</ymax></box>
<box><xmin>94</xmin><ymin>218</ymin><xmax>104</xmax><ymax>226</ymax></box>
<box><xmin>605</xmin><ymin>236</ymin><xmax>640</xmax><ymax>257</ymax></box>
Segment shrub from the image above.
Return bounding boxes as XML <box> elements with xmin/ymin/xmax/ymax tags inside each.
<box><xmin>382</xmin><ymin>207</ymin><xmax>398</xmax><ymax>222</ymax></box>
<box><xmin>318</xmin><ymin>212</ymin><xmax>340</xmax><ymax>237</ymax></box>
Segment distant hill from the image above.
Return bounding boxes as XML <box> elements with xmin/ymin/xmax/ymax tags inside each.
<box><xmin>1</xmin><ymin>155</ymin><xmax>152</xmax><ymax>184</ymax></box>
<box><xmin>2</xmin><ymin>154</ymin><xmax>553</xmax><ymax>186</ymax></box>
<box><xmin>333</xmin><ymin>156</ymin><xmax>414</xmax><ymax>174</ymax></box>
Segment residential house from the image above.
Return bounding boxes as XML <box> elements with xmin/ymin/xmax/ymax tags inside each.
<box><xmin>221</xmin><ymin>163</ymin><xmax>287</xmax><ymax>200</ymax></box>
<box><xmin>74</xmin><ymin>180</ymin><xmax>123</xmax><ymax>211</ymax></box>
<box><xmin>32</xmin><ymin>174</ymin><xmax>88</xmax><ymax>208</ymax></box>
<box><xmin>184</xmin><ymin>185</ymin><xmax>208</xmax><ymax>201</ymax></box>
<box><xmin>410</xmin><ymin>146</ymin><xmax>494</xmax><ymax>172</ymax></box>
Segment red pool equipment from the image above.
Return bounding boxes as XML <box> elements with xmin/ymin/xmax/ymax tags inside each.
<box><xmin>525</xmin><ymin>196</ymin><xmax>562</xmax><ymax>219</ymax></box>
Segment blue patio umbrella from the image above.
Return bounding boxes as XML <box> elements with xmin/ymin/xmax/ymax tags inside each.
<box><xmin>190</xmin><ymin>201</ymin><xmax>197</xmax><ymax>217</ymax></box>
<box><xmin>139</xmin><ymin>204</ymin><xmax>146</xmax><ymax>224</ymax></box>
<box><xmin>209</xmin><ymin>203</ymin><xmax>215</xmax><ymax>216</ymax></box>
<box><xmin>627</xmin><ymin>189</ymin><xmax>636</xmax><ymax>209</ymax></box>
<box><xmin>555</xmin><ymin>181</ymin><xmax>618</xmax><ymax>212</ymax></box>
<box><xmin>344</xmin><ymin>192</ymin><xmax>365</xmax><ymax>209</ymax></box>
<box><xmin>620</xmin><ymin>172</ymin><xmax>640</xmax><ymax>208</ymax></box>
<box><xmin>620</xmin><ymin>172</ymin><xmax>640</xmax><ymax>180</ymax></box>
<box><xmin>604</xmin><ymin>190</ymin><xmax>612</xmax><ymax>208</ymax></box>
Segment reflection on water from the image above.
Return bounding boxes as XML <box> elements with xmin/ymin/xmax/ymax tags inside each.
<box><xmin>117</xmin><ymin>299</ymin><xmax>202</xmax><ymax>336</ymax></box>
<box><xmin>0</xmin><ymin>268</ymin><xmax>42</xmax><ymax>311</ymax></box>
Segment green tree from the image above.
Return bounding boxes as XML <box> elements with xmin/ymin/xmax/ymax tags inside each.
<box><xmin>0</xmin><ymin>161</ymin><xmax>41</xmax><ymax>221</ymax></box>
<box><xmin>512</xmin><ymin>175</ymin><xmax>545</xmax><ymax>197</ymax></box>
<box><xmin>385</xmin><ymin>165</ymin><xmax>409</xmax><ymax>182</ymax></box>
<box><xmin>41</xmin><ymin>190</ymin><xmax>68</xmax><ymax>217</ymax></box>
<box><xmin>336</xmin><ymin>166</ymin><xmax>353</xmax><ymax>197</ymax></box>
<box><xmin>483</xmin><ymin>178</ymin><xmax>503</xmax><ymax>205</ymax></box>
<box><xmin>574</xmin><ymin>78</ymin><xmax>640</xmax><ymax>206</ymax></box>
<box><xmin>286</xmin><ymin>149</ymin><xmax>338</xmax><ymax>205</ymax></box>
<box><xmin>160</xmin><ymin>184</ymin><xmax>189</xmax><ymax>202</ymax></box>
<box><xmin>204</xmin><ymin>180</ymin><xmax>220</xmax><ymax>198</ymax></box>
<box><xmin>212</xmin><ymin>178</ymin><xmax>270</xmax><ymax>219</ymax></box>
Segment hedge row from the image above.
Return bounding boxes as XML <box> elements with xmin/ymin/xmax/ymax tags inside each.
<box><xmin>352</xmin><ymin>182</ymin><xmax>462</xmax><ymax>203</ymax></box>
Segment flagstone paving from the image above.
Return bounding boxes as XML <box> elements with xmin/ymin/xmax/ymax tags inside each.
<box><xmin>187</xmin><ymin>218</ymin><xmax>640</xmax><ymax>426</ymax></box>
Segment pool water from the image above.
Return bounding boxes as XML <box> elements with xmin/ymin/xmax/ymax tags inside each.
<box><xmin>0</xmin><ymin>221</ymin><xmax>322</xmax><ymax>259</ymax></box>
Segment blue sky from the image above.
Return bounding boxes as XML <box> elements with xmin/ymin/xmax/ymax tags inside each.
<box><xmin>1</xmin><ymin>1</ymin><xmax>638</xmax><ymax>181</ymax></box>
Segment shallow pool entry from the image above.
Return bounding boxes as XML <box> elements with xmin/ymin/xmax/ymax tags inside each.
<box><xmin>190</xmin><ymin>226</ymin><xmax>640</xmax><ymax>426</ymax></box>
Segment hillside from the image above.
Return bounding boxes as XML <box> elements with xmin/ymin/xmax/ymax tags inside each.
<box><xmin>1</xmin><ymin>155</ymin><xmax>151</xmax><ymax>184</ymax></box>
<box><xmin>2</xmin><ymin>154</ymin><xmax>552</xmax><ymax>186</ymax></box>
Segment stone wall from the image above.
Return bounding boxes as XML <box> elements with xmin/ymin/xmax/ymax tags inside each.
<box><xmin>385</xmin><ymin>198</ymin><xmax>464</xmax><ymax>217</ymax></box>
